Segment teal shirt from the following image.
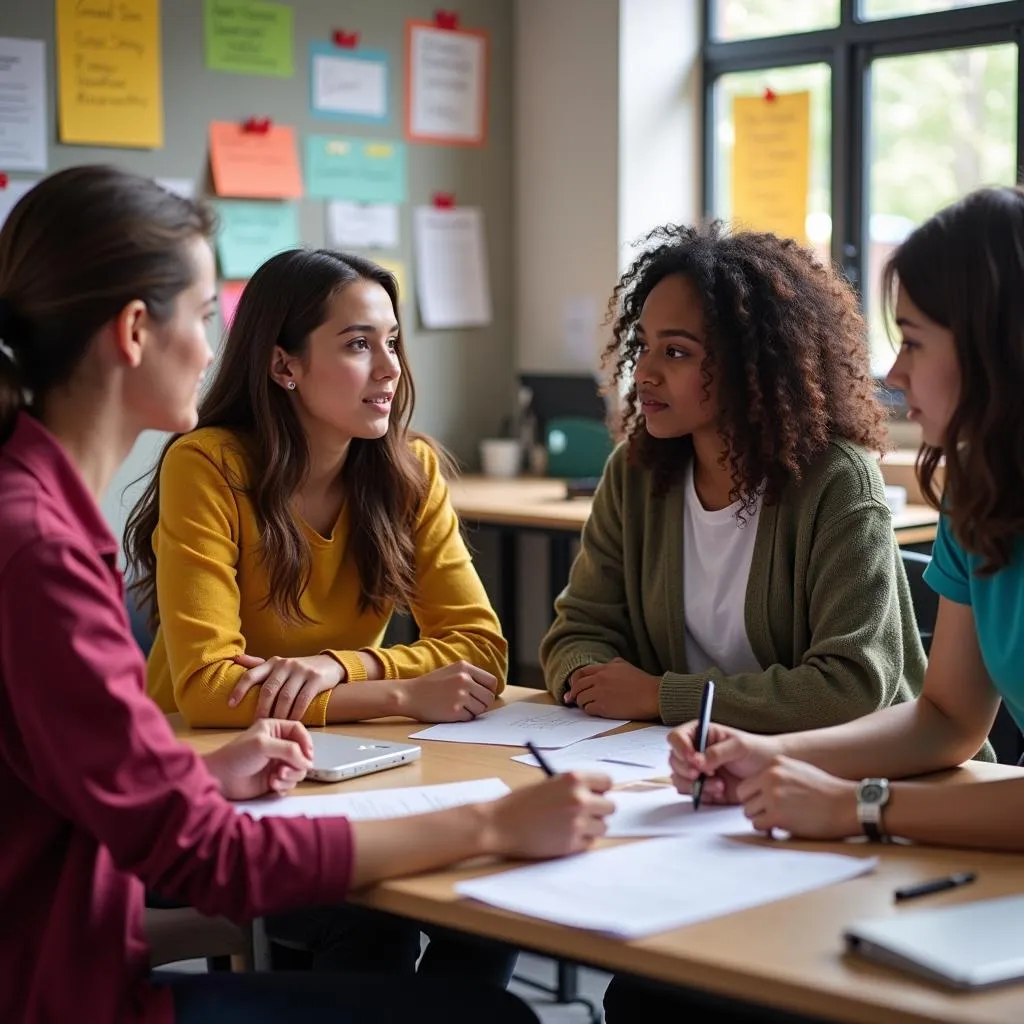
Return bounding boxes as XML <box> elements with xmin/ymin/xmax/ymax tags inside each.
<box><xmin>926</xmin><ymin>515</ymin><xmax>1024</xmax><ymax>731</ymax></box>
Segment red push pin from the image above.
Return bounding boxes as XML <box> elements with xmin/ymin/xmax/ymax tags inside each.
<box><xmin>333</xmin><ymin>29</ymin><xmax>360</xmax><ymax>48</ymax></box>
<box><xmin>434</xmin><ymin>9</ymin><xmax>459</xmax><ymax>29</ymax></box>
<box><xmin>432</xmin><ymin>192</ymin><xmax>456</xmax><ymax>209</ymax></box>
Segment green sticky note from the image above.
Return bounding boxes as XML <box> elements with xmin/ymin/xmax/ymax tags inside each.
<box><xmin>204</xmin><ymin>0</ymin><xmax>294</xmax><ymax>77</ymax></box>
<box><xmin>305</xmin><ymin>135</ymin><xmax>407</xmax><ymax>203</ymax></box>
<box><xmin>215</xmin><ymin>201</ymin><xmax>301</xmax><ymax>278</ymax></box>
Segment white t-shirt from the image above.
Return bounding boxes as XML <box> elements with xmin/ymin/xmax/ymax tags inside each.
<box><xmin>682</xmin><ymin>461</ymin><xmax>763</xmax><ymax>676</ymax></box>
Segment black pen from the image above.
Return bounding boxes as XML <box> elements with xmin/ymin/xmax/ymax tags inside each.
<box><xmin>893</xmin><ymin>871</ymin><xmax>976</xmax><ymax>903</ymax></box>
<box><xmin>692</xmin><ymin>679</ymin><xmax>716</xmax><ymax>811</ymax></box>
<box><xmin>525</xmin><ymin>740</ymin><xmax>557</xmax><ymax>777</ymax></box>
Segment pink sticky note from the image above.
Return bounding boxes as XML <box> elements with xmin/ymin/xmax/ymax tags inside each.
<box><xmin>220</xmin><ymin>280</ymin><xmax>247</xmax><ymax>329</ymax></box>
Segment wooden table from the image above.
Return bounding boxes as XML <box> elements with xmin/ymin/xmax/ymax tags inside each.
<box><xmin>448</xmin><ymin>474</ymin><xmax>941</xmax><ymax>666</ymax></box>
<box><xmin>178</xmin><ymin>687</ymin><xmax>1024</xmax><ymax>1024</ymax></box>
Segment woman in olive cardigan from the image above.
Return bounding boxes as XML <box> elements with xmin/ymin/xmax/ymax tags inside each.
<box><xmin>541</xmin><ymin>222</ymin><xmax>926</xmax><ymax>734</ymax></box>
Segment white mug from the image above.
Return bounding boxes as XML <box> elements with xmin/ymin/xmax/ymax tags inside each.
<box><xmin>479</xmin><ymin>438</ymin><xmax>522</xmax><ymax>478</ymax></box>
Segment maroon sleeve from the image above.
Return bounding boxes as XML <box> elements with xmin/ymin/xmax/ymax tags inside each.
<box><xmin>0</xmin><ymin>539</ymin><xmax>354</xmax><ymax>921</ymax></box>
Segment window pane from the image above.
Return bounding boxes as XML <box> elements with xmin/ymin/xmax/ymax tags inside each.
<box><xmin>713</xmin><ymin>64</ymin><xmax>832</xmax><ymax>260</ymax></box>
<box><xmin>866</xmin><ymin>43</ymin><xmax>1017</xmax><ymax>375</ymax></box>
<box><xmin>861</xmin><ymin>0</ymin><xmax>1012</xmax><ymax>21</ymax></box>
<box><xmin>712</xmin><ymin>0</ymin><xmax>839</xmax><ymax>41</ymax></box>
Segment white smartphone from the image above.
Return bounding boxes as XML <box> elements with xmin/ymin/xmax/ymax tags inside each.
<box><xmin>307</xmin><ymin>732</ymin><xmax>421</xmax><ymax>783</ymax></box>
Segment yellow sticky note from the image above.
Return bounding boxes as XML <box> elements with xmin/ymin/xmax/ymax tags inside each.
<box><xmin>731</xmin><ymin>90</ymin><xmax>810</xmax><ymax>244</ymax></box>
<box><xmin>56</xmin><ymin>0</ymin><xmax>164</xmax><ymax>149</ymax></box>
<box><xmin>375</xmin><ymin>258</ymin><xmax>408</xmax><ymax>303</ymax></box>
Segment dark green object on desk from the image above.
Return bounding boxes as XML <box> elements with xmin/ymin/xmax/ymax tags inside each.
<box><xmin>545</xmin><ymin>417</ymin><xmax>613</xmax><ymax>478</ymax></box>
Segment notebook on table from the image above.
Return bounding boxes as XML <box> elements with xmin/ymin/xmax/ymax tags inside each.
<box><xmin>844</xmin><ymin>894</ymin><xmax>1024</xmax><ymax>990</ymax></box>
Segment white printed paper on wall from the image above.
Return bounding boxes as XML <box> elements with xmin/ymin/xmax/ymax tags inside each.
<box><xmin>326</xmin><ymin>200</ymin><xmax>399</xmax><ymax>249</ymax></box>
<box><xmin>0</xmin><ymin>38</ymin><xmax>47</xmax><ymax>172</ymax></box>
<box><xmin>412</xmin><ymin>206</ymin><xmax>492</xmax><ymax>329</ymax></box>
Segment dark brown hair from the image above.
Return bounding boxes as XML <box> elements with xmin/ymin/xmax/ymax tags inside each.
<box><xmin>125</xmin><ymin>248</ymin><xmax>439</xmax><ymax>628</ymax></box>
<box><xmin>883</xmin><ymin>186</ymin><xmax>1024</xmax><ymax>574</ymax></box>
<box><xmin>0</xmin><ymin>165</ymin><xmax>214</xmax><ymax>441</ymax></box>
<box><xmin>602</xmin><ymin>221</ymin><xmax>888</xmax><ymax>506</ymax></box>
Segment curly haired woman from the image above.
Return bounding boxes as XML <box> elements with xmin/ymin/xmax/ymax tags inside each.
<box><xmin>540</xmin><ymin>222</ymin><xmax>927</xmax><ymax>737</ymax></box>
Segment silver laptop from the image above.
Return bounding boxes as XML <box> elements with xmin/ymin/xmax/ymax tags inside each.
<box><xmin>844</xmin><ymin>895</ymin><xmax>1024</xmax><ymax>990</ymax></box>
<box><xmin>307</xmin><ymin>732</ymin><xmax>421</xmax><ymax>783</ymax></box>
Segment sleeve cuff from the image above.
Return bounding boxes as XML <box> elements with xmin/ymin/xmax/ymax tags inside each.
<box><xmin>923</xmin><ymin>559</ymin><xmax>971</xmax><ymax>606</ymax></box>
<box><xmin>324</xmin><ymin>650</ymin><xmax>371</xmax><ymax>683</ymax></box>
<box><xmin>658</xmin><ymin>672</ymin><xmax>707</xmax><ymax>726</ymax></box>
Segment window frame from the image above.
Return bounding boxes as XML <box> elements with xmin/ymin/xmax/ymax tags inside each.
<box><xmin>702</xmin><ymin>0</ymin><xmax>1024</xmax><ymax>380</ymax></box>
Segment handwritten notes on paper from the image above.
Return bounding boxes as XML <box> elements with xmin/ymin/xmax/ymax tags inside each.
<box><xmin>310</xmin><ymin>43</ymin><xmax>389</xmax><ymax>123</ymax></box>
<box><xmin>406</xmin><ymin>22</ymin><xmax>488</xmax><ymax>145</ymax></box>
<box><xmin>305</xmin><ymin>135</ymin><xmax>406</xmax><ymax>203</ymax></box>
<box><xmin>204</xmin><ymin>0</ymin><xmax>293</xmax><ymax>78</ymax></box>
<box><xmin>209</xmin><ymin>121</ymin><xmax>303</xmax><ymax>199</ymax></box>
<box><xmin>411</xmin><ymin>702</ymin><xmax>627</xmax><ymax>748</ymax></box>
<box><xmin>412</xmin><ymin>206</ymin><xmax>492</xmax><ymax>329</ymax></box>
<box><xmin>731</xmin><ymin>90</ymin><xmax>811</xmax><ymax>244</ymax></box>
<box><xmin>0</xmin><ymin>38</ymin><xmax>46</xmax><ymax>171</ymax></box>
<box><xmin>214</xmin><ymin>201</ymin><xmax>299</xmax><ymax>279</ymax></box>
<box><xmin>56</xmin><ymin>0</ymin><xmax>163</xmax><ymax>148</ymax></box>
<box><xmin>406</xmin><ymin>21</ymin><xmax>488</xmax><ymax>145</ymax></box>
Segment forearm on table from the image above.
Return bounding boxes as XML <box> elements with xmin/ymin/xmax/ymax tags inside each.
<box><xmin>349</xmin><ymin>803</ymin><xmax>493</xmax><ymax>888</ymax></box>
<box><xmin>779</xmin><ymin>697</ymin><xmax>983</xmax><ymax>780</ymax></box>
<box><xmin>883</xmin><ymin>777</ymin><xmax>1024</xmax><ymax>851</ymax></box>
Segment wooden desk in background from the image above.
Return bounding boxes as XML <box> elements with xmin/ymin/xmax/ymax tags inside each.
<box><xmin>448</xmin><ymin>475</ymin><xmax>941</xmax><ymax>668</ymax></box>
<box><xmin>178</xmin><ymin>687</ymin><xmax>1024</xmax><ymax>1024</ymax></box>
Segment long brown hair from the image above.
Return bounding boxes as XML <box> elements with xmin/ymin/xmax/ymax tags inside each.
<box><xmin>883</xmin><ymin>186</ymin><xmax>1024</xmax><ymax>574</ymax></box>
<box><xmin>125</xmin><ymin>248</ymin><xmax>437</xmax><ymax>627</ymax></box>
<box><xmin>0</xmin><ymin>166</ymin><xmax>214</xmax><ymax>441</ymax></box>
<box><xmin>602</xmin><ymin>222</ymin><xmax>888</xmax><ymax>504</ymax></box>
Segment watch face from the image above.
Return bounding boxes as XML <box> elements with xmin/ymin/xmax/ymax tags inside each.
<box><xmin>861</xmin><ymin>782</ymin><xmax>884</xmax><ymax>803</ymax></box>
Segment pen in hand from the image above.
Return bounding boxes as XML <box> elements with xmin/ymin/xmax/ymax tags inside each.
<box><xmin>893</xmin><ymin>871</ymin><xmax>976</xmax><ymax>903</ymax></box>
<box><xmin>525</xmin><ymin>740</ymin><xmax>557</xmax><ymax>777</ymax></box>
<box><xmin>692</xmin><ymin>679</ymin><xmax>716</xmax><ymax>811</ymax></box>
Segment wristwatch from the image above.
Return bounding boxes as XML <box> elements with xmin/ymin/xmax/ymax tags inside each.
<box><xmin>856</xmin><ymin>778</ymin><xmax>891</xmax><ymax>842</ymax></box>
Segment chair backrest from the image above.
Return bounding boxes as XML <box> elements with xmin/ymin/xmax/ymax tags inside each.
<box><xmin>900</xmin><ymin>549</ymin><xmax>938</xmax><ymax>655</ymax></box>
<box><xmin>900</xmin><ymin>550</ymin><xmax>1024</xmax><ymax>765</ymax></box>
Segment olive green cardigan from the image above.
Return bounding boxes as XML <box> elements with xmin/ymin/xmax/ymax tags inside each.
<box><xmin>541</xmin><ymin>439</ymin><xmax>927</xmax><ymax>732</ymax></box>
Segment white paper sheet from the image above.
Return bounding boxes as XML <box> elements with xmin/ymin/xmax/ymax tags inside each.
<box><xmin>606</xmin><ymin>785</ymin><xmax>756</xmax><ymax>838</ymax></box>
<box><xmin>234</xmin><ymin>778</ymin><xmax>509</xmax><ymax>820</ymax></box>
<box><xmin>456</xmin><ymin>835</ymin><xmax>877</xmax><ymax>939</ymax></box>
<box><xmin>0</xmin><ymin>177</ymin><xmax>36</xmax><ymax>230</ymax></box>
<box><xmin>156</xmin><ymin>177</ymin><xmax>196</xmax><ymax>199</ymax></box>
<box><xmin>408</xmin><ymin>24</ymin><xmax>486</xmax><ymax>143</ymax></box>
<box><xmin>413</xmin><ymin>206</ymin><xmax>492</xmax><ymax>329</ymax></box>
<box><xmin>327</xmin><ymin>200</ymin><xmax>399</xmax><ymax>249</ymax></box>
<box><xmin>0</xmin><ymin>38</ymin><xmax>47</xmax><ymax>172</ymax></box>
<box><xmin>512</xmin><ymin>752</ymin><xmax>667</xmax><ymax>785</ymax></box>
<box><xmin>313</xmin><ymin>51</ymin><xmax>387</xmax><ymax>120</ymax></box>
<box><xmin>412</xmin><ymin>702</ymin><xmax>628</xmax><ymax>749</ymax></box>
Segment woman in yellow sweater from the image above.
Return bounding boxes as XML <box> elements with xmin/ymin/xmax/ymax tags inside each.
<box><xmin>125</xmin><ymin>247</ymin><xmax>518</xmax><ymax>984</ymax></box>
<box><xmin>126</xmin><ymin>248</ymin><xmax>506</xmax><ymax>730</ymax></box>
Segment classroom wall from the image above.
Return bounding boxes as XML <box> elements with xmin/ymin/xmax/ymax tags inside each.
<box><xmin>3</xmin><ymin>0</ymin><xmax>515</xmax><ymax>540</ymax></box>
<box><xmin>511</xmin><ymin>0</ymin><xmax>702</xmax><ymax>671</ymax></box>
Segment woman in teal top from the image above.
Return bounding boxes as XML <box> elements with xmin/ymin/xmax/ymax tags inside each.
<box><xmin>669</xmin><ymin>185</ymin><xmax>1024</xmax><ymax>852</ymax></box>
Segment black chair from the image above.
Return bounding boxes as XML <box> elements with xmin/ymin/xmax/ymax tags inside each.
<box><xmin>900</xmin><ymin>549</ymin><xmax>1024</xmax><ymax>765</ymax></box>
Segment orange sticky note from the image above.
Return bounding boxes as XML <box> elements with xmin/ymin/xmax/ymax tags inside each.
<box><xmin>220</xmin><ymin>280</ymin><xmax>247</xmax><ymax>329</ymax></box>
<box><xmin>209</xmin><ymin>121</ymin><xmax>303</xmax><ymax>199</ymax></box>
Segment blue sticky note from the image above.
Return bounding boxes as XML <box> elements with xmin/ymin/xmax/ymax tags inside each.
<box><xmin>309</xmin><ymin>43</ymin><xmax>390</xmax><ymax>124</ymax></box>
<box><xmin>214</xmin><ymin>201</ymin><xmax>301</xmax><ymax>279</ymax></box>
<box><xmin>305</xmin><ymin>135</ymin><xmax>406</xmax><ymax>203</ymax></box>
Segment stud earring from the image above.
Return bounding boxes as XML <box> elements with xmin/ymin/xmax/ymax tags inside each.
<box><xmin>287</xmin><ymin>381</ymin><xmax>296</xmax><ymax>391</ymax></box>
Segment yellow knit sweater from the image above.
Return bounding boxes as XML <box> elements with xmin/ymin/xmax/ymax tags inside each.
<box><xmin>146</xmin><ymin>427</ymin><xmax>507</xmax><ymax>727</ymax></box>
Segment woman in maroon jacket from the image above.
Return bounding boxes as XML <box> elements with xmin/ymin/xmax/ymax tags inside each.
<box><xmin>0</xmin><ymin>165</ymin><xmax>613</xmax><ymax>1024</ymax></box>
